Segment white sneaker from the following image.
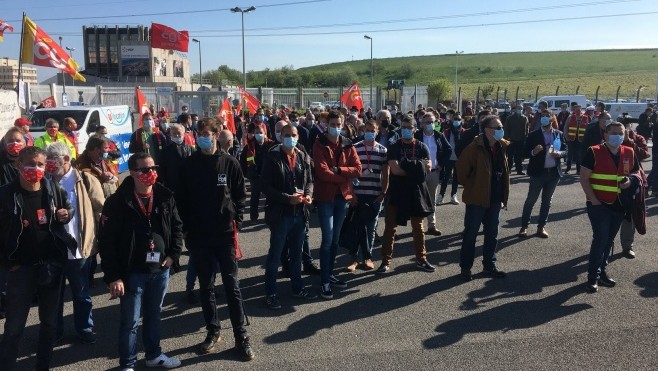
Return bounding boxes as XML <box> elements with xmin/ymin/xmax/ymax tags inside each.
<box><xmin>122</xmin><ymin>368</ymin><xmax>135</xmax><ymax>371</ymax></box>
<box><xmin>436</xmin><ymin>194</ymin><xmax>444</xmax><ymax>205</ymax></box>
<box><xmin>450</xmin><ymin>195</ymin><xmax>460</xmax><ymax>205</ymax></box>
<box><xmin>146</xmin><ymin>353</ymin><xmax>181</xmax><ymax>369</ymax></box>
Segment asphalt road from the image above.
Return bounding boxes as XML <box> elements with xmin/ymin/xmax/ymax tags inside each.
<box><xmin>6</xmin><ymin>158</ymin><xmax>658</xmax><ymax>371</ymax></box>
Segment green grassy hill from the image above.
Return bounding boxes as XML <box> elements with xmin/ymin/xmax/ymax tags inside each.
<box><xmin>296</xmin><ymin>49</ymin><xmax>658</xmax><ymax>100</ymax></box>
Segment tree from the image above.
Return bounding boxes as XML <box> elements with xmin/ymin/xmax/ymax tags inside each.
<box><xmin>427</xmin><ymin>79</ymin><xmax>452</xmax><ymax>107</ymax></box>
<box><xmin>481</xmin><ymin>84</ymin><xmax>495</xmax><ymax>100</ymax></box>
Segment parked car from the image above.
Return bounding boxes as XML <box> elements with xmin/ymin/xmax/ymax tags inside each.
<box><xmin>309</xmin><ymin>101</ymin><xmax>324</xmax><ymax>110</ymax></box>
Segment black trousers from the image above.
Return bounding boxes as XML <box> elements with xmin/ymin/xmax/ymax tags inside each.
<box><xmin>189</xmin><ymin>233</ymin><xmax>247</xmax><ymax>341</ymax></box>
<box><xmin>507</xmin><ymin>140</ymin><xmax>525</xmax><ymax>173</ymax></box>
<box><xmin>249</xmin><ymin>176</ymin><xmax>262</xmax><ymax>219</ymax></box>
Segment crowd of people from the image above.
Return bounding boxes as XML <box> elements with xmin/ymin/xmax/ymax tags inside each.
<box><xmin>0</xmin><ymin>98</ymin><xmax>654</xmax><ymax>370</ymax></box>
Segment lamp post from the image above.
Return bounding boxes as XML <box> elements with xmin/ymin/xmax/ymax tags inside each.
<box><xmin>59</xmin><ymin>36</ymin><xmax>66</xmax><ymax>95</ymax></box>
<box><xmin>454</xmin><ymin>50</ymin><xmax>464</xmax><ymax>103</ymax></box>
<box><xmin>364</xmin><ymin>35</ymin><xmax>373</xmax><ymax>108</ymax></box>
<box><xmin>65</xmin><ymin>46</ymin><xmax>76</xmax><ymax>87</ymax></box>
<box><xmin>192</xmin><ymin>38</ymin><xmax>202</xmax><ymax>86</ymax></box>
<box><xmin>231</xmin><ymin>6</ymin><xmax>256</xmax><ymax>90</ymax></box>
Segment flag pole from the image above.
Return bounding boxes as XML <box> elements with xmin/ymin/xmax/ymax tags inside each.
<box><xmin>17</xmin><ymin>12</ymin><xmax>25</xmax><ymax>86</ymax></box>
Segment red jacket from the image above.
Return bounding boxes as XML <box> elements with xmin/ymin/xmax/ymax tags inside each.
<box><xmin>312</xmin><ymin>134</ymin><xmax>362</xmax><ymax>202</ymax></box>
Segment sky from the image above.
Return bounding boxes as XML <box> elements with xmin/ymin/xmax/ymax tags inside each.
<box><xmin>1</xmin><ymin>0</ymin><xmax>657</xmax><ymax>82</ymax></box>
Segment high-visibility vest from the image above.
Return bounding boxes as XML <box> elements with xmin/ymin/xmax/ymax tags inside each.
<box><xmin>34</xmin><ymin>132</ymin><xmax>77</xmax><ymax>160</ymax></box>
<box><xmin>589</xmin><ymin>144</ymin><xmax>634</xmax><ymax>204</ymax></box>
<box><xmin>566</xmin><ymin>114</ymin><xmax>587</xmax><ymax>142</ymax></box>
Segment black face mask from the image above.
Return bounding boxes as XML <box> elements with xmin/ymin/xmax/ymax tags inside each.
<box><xmin>381</xmin><ymin>119</ymin><xmax>390</xmax><ymax>127</ymax></box>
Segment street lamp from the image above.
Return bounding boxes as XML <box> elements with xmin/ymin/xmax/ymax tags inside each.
<box><xmin>364</xmin><ymin>35</ymin><xmax>373</xmax><ymax>108</ymax></box>
<box><xmin>231</xmin><ymin>6</ymin><xmax>256</xmax><ymax>90</ymax></box>
<box><xmin>455</xmin><ymin>50</ymin><xmax>464</xmax><ymax>104</ymax></box>
<box><xmin>192</xmin><ymin>38</ymin><xmax>202</xmax><ymax>86</ymax></box>
<box><xmin>65</xmin><ymin>46</ymin><xmax>76</xmax><ymax>87</ymax></box>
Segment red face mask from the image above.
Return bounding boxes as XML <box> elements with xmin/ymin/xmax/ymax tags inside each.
<box><xmin>20</xmin><ymin>166</ymin><xmax>45</xmax><ymax>183</ymax></box>
<box><xmin>47</xmin><ymin>128</ymin><xmax>58</xmax><ymax>137</ymax></box>
<box><xmin>6</xmin><ymin>142</ymin><xmax>24</xmax><ymax>156</ymax></box>
<box><xmin>137</xmin><ymin>170</ymin><xmax>158</xmax><ymax>186</ymax></box>
<box><xmin>45</xmin><ymin>160</ymin><xmax>60</xmax><ymax>174</ymax></box>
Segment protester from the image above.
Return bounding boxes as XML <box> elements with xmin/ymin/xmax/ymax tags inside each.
<box><xmin>76</xmin><ymin>136</ymin><xmax>119</xmax><ymax>198</ymax></box>
<box><xmin>159</xmin><ymin>124</ymin><xmax>194</xmax><ymax>192</ymax></box>
<box><xmin>456</xmin><ymin>115</ymin><xmax>510</xmax><ymax>281</ymax></box>
<box><xmin>45</xmin><ymin>142</ymin><xmax>105</xmax><ymax>345</ymax></box>
<box><xmin>261</xmin><ymin>124</ymin><xmax>317</xmax><ymax>309</ymax></box>
<box><xmin>98</xmin><ymin>152</ymin><xmax>183</xmax><ymax>369</ymax></box>
<box><xmin>556</xmin><ymin>103</ymin><xmax>570</xmax><ymax>131</ymax></box>
<box><xmin>34</xmin><ymin>118</ymin><xmax>77</xmax><ymax>160</ymax></box>
<box><xmin>579</xmin><ymin>122</ymin><xmax>639</xmax><ymax>293</ymax></box>
<box><xmin>378</xmin><ymin>114</ymin><xmax>436</xmax><ymax>274</ymax></box>
<box><xmin>519</xmin><ymin>110</ymin><xmax>567</xmax><ymax>238</ymax></box>
<box><xmin>61</xmin><ymin>117</ymin><xmax>80</xmax><ymax>156</ymax></box>
<box><xmin>218</xmin><ymin>129</ymin><xmax>239</xmax><ymax>157</ymax></box>
<box><xmin>289</xmin><ymin>112</ymin><xmax>310</xmax><ymax>149</ymax></box>
<box><xmin>0</xmin><ymin>146</ymin><xmax>75</xmax><ymax>371</ymax></box>
<box><xmin>564</xmin><ymin>104</ymin><xmax>588</xmax><ymax>174</ymax></box>
<box><xmin>240</xmin><ymin>123</ymin><xmax>272</xmax><ymax>221</ymax></box>
<box><xmin>504</xmin><ymin>104</ymin><xmax>529</xmax><ymax>175</ymax></box>
<box><xmin>439</xmin><ymin>114</ymin><xmax>464</xmax><ymax>205</ymax></box>
<box><xmin>14</xmin><ymin>117</ymin><xmax>34</xmax><ymax>147</ymax></box>
<box><xmin>312</xmin><ymin>110</ymin><xmax>362</xmax><ymax>299</ymax></box>
<box><xmin>129</xmin><ymin>112</ymin><xmax>168</xmax><ymax>165</ymax></box>
<box><xmin>1</xmin><ymin>128</ymin><xmax>24</xmax><ymax>187</ymax></box>
<box><xmin>94</xmin><ymin>126</ymin><xmax>122</xmax><ymax>162</ymax></box>
<box><xmin>176</xmin><ymin>118</ymin><xmax>254</xmax><ymax>360</ymax></box>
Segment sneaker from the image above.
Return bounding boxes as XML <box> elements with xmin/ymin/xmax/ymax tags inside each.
<box><xmin>483</xmin><ymin>267</ymin><xmax>506</xmax><ymax>278</ymax></box>
<box><xmin>436</xmin><ymin>194</ymin><xmax>444</xmax><ymax>205</ymax></box>
<box><xmin>292</xmin><ymin>288</ymin><xmax>318</xmax><ymax>300</ymax></box>
<box><xmin>375</xmin><ymin>263</ymin><xmax>390</xmax><ymax>274</ymax></box>
<box><xmin>586</xmin><ymin>280</ymin><xmax>598</xmax><ymax>293</ymax></box>
<box><xmin>186</xmin><ymin>288</ymin><xmax>198</xmax><ymax>304</ymax></box>
<box><xmin>302</xmin><ymin>263</ymin><xmax>321</xmax><ymax>275</ymax></box>
<box><xmin>622</xmin><ymin>248</ymin><xmax>636</xmax><ymax>259</ymax></box>
<box><xmin>235</xmin><ymin>336</ymin><xmax>255</xmax><ymax>361</ymax></box>
<box><xmin>450</xmin><ymin>194</ymin><xmax>460</xmax><ymax>205</ymax></box>
<box><xmin>328</xmin><ymin>275</ymin><xmax>347</xmax><ymax>288</ymax></box>
<box><xmin>460</xmin><ymin>269</ymin><xmax>473</xmax><ymax>281</ymax></box>
<box><xmin>266</xmin><ymin>295</ymin><xmax>282</xmax><ymax>310</ymax></box>
<box><xmin>320</xmin><ymin>285</ymin><xmax>333</xmax><ymax>299</ymax></box>
<box><xmin>416</xmin><ymin>260</ymin><xmax>436</xmax><ymax>272</ymax></box>
<box><xmin>598</xmin><ymin>271</ymin><xmax>616</xmax><ymax>287</ymax></box>
<box><xmin>199</xmin><ymin>331</ymin><xmax>221</xmax><ymax>354</ymax></box>
<box><xmin>77</xmin><ymin>331</ymin><xmax>97</xmax><ymax>344</ymax></box>
<box><xmin>146</xmin><ymin>353</ymin><xmax>181</xmax><ymax>369</ymax></box>
<box><xmin>122</xmin><ymin>368</ymin><xmax>135</xmax><ymax>371</ymax></box>
<box><xmin>346</xmin><ymin>261</ymin><xmax>358</xmax><ymax>272</ymax></box>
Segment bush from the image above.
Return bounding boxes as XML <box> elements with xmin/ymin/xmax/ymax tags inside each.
<box><xmin>512</xmin><ymin>66</ymin><xmax>524</xmax><ymax>73</ymax></box>
<box><xmin>480</xmin><ymin>66</ymin><xmax>493</xmax><ymax>74</ymax></box>
<box><xmin>427</xmin><ymin>79</ymin><xmax>453</xmax><ymax>107</ymax></box>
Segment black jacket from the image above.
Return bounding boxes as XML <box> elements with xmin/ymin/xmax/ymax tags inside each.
<box><xmin>261</xmin><ymin>144</ymin><xmax>314</xmax><ymax>226</ymax></box>
<box><xmin>159</xmin><ymin>142</ymin><xmax>194</xmax><ymax>192</ymax></box>
<box><xmin>0</xmin><ymin>178</ymin><xmax>75</xmax><ymax>267</ymax></box>
<box><xmin>392</xmin><ymin>159</ymin><xmax>434</xmax><ymax>225</ymax></box>
<box><xmin>98</xmin><ymin>177</ymin><xmax>183</xmax><ymax>284</ymax></box>
<box><xmin>414</xmin><ymin>130</ymin><xmax>453</xmax><ymax>169</ymax></box>
<box><xmin>456</xmin><ymin>126</ymin><xmax>480</xmax><ymax>157</ymax></box>
<box><xmin>177</xmin><ymin>150</ymin><xmax>246</xmax><ymax>247</ymax></box>
<box><xmin>524</xmin><ymin>129</ymin><xmax>568</xmax><ymax>178</ymax></box>
<box><xmin>0</xmin><ymin>151</ymin><xmax>19</xmax><ymax>187</ymax></box>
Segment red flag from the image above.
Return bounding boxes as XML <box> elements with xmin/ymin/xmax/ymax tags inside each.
<box><xmin>0</xmin><ymin>20</ymin><xmax>14</xmax><ymax>42</ymax></box>
<box><xmin>41</xmin><ymin>96</ymin><xmax>56</xmax><ymax>108</ymax></box>
<box><xmin>239</xmin><ymin>87</ymin><xmax>260</xmax><ymax>114</ymax></box>
<box><xmin>150</xmin><ymin>23</ymin><xmax>189</xmax><ymax>52</ymax></box>
<box><xmin>219</xmin><ymin>98</ymin><xmax>236</xmax><ymax>134</ymax></box>
<box><xmin>136</xmin><ymin>87</ymin><xmax>150</xmax><ymax>128</ymax></box>
<box><xmin>340</xmin><ymin>82</ymin><xmax>364</xmax><ymax>111</ymax></box>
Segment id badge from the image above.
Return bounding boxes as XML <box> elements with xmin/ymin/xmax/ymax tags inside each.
<box><xmin>36</xmin><ymin>209</ymin><xmax>47</xmax><ymax>225</ymax></box>
<box><xmin>146</xmin><ymin>251</ymin><xmax>161</xmax><ymax>263</ymax></box>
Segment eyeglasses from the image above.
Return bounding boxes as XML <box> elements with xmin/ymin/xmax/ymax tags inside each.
<box><xmin>134</xmin><ymin>166</ymin><xmax>159</xmax><ymax>174</ymax></box>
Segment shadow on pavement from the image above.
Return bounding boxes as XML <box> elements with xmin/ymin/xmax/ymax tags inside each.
<box><xmin>633</xmin><ymin>272</ymin><xmax>658</xmax><ymax>298</ymax></box>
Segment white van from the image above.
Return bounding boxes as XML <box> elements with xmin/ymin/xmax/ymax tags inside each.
<box><xmin>29</xmin><ymin>105</ymin><xmax>136</xmax><ymax>172</ymax></box>
<box><xmin>604</xmin><ymin>102</ymin><xmax>648</xmax><ymax>120</ymax></box>
<box><xmin>533</xmin><ymin>95</ymin><xmax>591</xmax><ymax>113</ymax></box>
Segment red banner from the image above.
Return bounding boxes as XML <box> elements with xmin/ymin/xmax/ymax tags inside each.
<box><xmin>340</xmin><ymin>82</ymin><xmax>364</xmax><ymax>111</ymax></box>
<box><xmin>219</xmin><ymin>98</ymin><xmax>236</xmax><ymax>134</ymax></box>
<box><xmin>136</xmin><ymin>87</ymin><xmax>150</xmax><ymax>128</ymax></box>
<box><xmin>0</xmin><ymin>20</ymin><xmax>13</xmax><ymax>42</ymax></box>
<box><xmin>240</xmin><ymin>87</ymin><xmax>260</xmax><ymax>114</ymax></box>
<box><xmin>150</xmin><ymin>23</ymin><xmax>189</xmax><ymax>52</ymax></box>
<box><xmin>41</xmin><ymin>96</ymin><xmax>56</xmax><ymax>108</ymax></box>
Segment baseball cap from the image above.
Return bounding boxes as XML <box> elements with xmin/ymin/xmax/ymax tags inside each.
<box><xmin>14</xmin><ymin>117</ymin><xmax>31</xmax><ymax>127</ymax></box>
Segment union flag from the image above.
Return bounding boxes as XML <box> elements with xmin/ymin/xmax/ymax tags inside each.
<box><xmin>219</xmin><ymin>97</ymin><xmax>236</xmax><ymax>134</ymax></box>
<box><xmin>136</xmin><ymin>87</ymin><xmax>150</xmax><ymax>128</ymax></box>
<box><xmin>0</xmin><ymin>20</ymin><xmax>13</xmax><ymax>42</ymax></box>
<box><xmin>340</xmin><ymin>82</ymin><xmax>364</xmax><ymax>111</ymax></box>
<box><xmin>239</xmin><ymin>87</ymin><xmax>260</xmax><ymax>114</ymax></box>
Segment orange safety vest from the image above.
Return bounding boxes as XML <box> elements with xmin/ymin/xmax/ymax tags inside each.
<box><xmin>566</xmin><ymin>114</ymin><xmax>587</xmax><ymax>142</ymax></box>
<box><xmin>589</xmin><ymin>144</ymin><xmax>634</xmax><ymax>204</ymax></box>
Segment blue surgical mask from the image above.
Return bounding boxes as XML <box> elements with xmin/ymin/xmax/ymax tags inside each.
<box><xmin>493</xmin><ymin>128</ymin><xmax>505</xmax><ymax>141</ymax></box>
<box><xmin>291</xmin><ymin>121</ymin><xmax>299</xmax><ymax>127</ymax></box>
<box><xmin>254</xmin><ymin>133</ymin><xmax>265</xmax><ymax>142</ymax></box>
<box><xmin>364</xmin><ymin>132</ymin><xmax>376</xmax><ymax>142</ymax></box>
<box><xmin>516</xmin><ymin>110</ymin><xmax>523</xmax><ymax>116</ymax></box>
<box><xmin>307</xmin><ymin>120</ymin><xmax>315</xmax><ymax>127</ymax></box>
<box><xmin>540</xmin><ymin>117</ymin><xmax>550</xmax><ymax>126</ymax></box>
<box><xmin>192</xmin><ymin>120</ymin><xmax>198</xmax><ymax>129</ymax></box>
<box><xmin>607</xmin><ymin>134</ymin><xmax>624</xmax><ymax>147</ymax></box>
<box><xmin>452</xmin><ymin>120</ymin><xmax>461</xmax><ymax>128</ymax></box>
<box><xmin>102</xmin><ymin>152</ymin><xmax>109</xmax><ymax>160</ymax></box>
<box><xmin>275</xmin><ymin>132</ymin><xmax>282</xmax><ymax>142</ymax></box>
<box><xmin>197</xmin><ymin>136</ymin><xmax>213</xmax><ymax>150</ymax></box>
<box><xmin>172</xmin><ymin>136</ymin><xmax>184</xmax><ymax>145</ymax></box>
<box><xmin>261</xmin><ymin>115</ymin><xmax>267</xmax><ymax>122</ymax></box>
<box><xmin>283</xmin><ymin>137</ymin><xmax>297</xmax><ymax>149</ymax></box>
<box><xmin>328</xmin><ymin>127</ymin><xmax>341</xmax><ymax>137</ymax></box>
<box><xmin>401</xmin><ymin>128</ymin><xmax>413</xmax><ymax>140</ymax></box>
<box><xmin>143</xmin><ymin>120</ymin><xmax>153</xmax><ymax>128</ymax></box>
<box><xmin>425</xmin><ymin>124</ymin><xmax>435</xmax><ymax>132</ymax></box>
<box><xmin>390</xmin><ymin>110</ymin><xmax>397</xmax><ymax>116</ymax></box>
<box><xmin>605</xmin><ymin>119</ymin><xmax>613</xmax><ymax>126</ymax></box>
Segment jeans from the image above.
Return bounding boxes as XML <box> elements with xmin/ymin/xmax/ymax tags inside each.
<box><xmin>0</xmin><ymin>264</ymin><xmax>63</xmax><ymax>371</ymax></box>
<box><xmin>425</xmin><ymin>170</ymin><xmax>441</xmax><ymax>229</ymax></box>
<box><xmin>346</xmin><ymin>196</ymin><xmax>382</xmax><ymax>262</ymax></box>
<box><xmin>521</xmin><ymin>168</ymin><xmax>561</xmax><ymax>229</ymax></box>
<box><xmin>266</xmin><ymin>212</ymin><xmax>306</xmax><ymax>296</ymax></box>
<box><xmin>586</xmin><ymin>203</ymin><xmax>624</xmax><ymax>281</ymax></box>
<box><xmin>280</xmin><ymin>221</ymin><xmax>315</xmax><ymax>270</ymax></box>
<box><xmin>619</xmin><ymin>217</ymin><xmax>635</xmax><ymax>250</ymax></box>
<box><xmin>189</xmin><ymin>232</ymin><xmax>248</xmax><ymax>340</ymax></box>
<box><xmin>381</xmin><ymin>204</ymin><xmax>427</xmax><ymax>265</ymax></box>
<box><xmin>439</xmin><ymin>160</ymin><xmax>459</xmax><ymax>197</ymax></box>
<box><xmin>508</xmin><ymin>140</ymin><xmax>525</xmax><ymax>173</ymax></box>
<box><xmin>57</xmin><ymin>258</ymin><xmax>94</xmax><ymax>337</ymax></box>
<box><xmin>119</xmin><ymin>268</ymin><xmax>170</xmax><ymax>368</ymax></box>
<box><xmin>565</xmin><ymin>140</ymin><xmax>582</xmax><ymax>172</ymax></box>
<box><xmin>460</xmin><ymin>202</ymin><xmax>502</xmax><ymax>271</ymax></box>
<box><xmin>648</xmin><ymin>147</ymin><xmax>658</xmax><ymax>191</ymax></box>
<box><xmin>317</xmin><ymin>195</ymin><xmax>349</xmax><ymax>285</ymax></box>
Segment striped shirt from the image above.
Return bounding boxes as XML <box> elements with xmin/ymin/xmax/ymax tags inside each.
<box><xmin>353</xmin><ymin>140</ymin><xmax>387</xmax><ymax>196</ymax></box>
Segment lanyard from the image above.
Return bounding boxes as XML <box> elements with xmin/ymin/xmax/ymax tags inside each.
<box><xmin>364</xmin><ymin>143</ymin><xmax>372</xmax><ymax>168</ymax></box>
<box><xmin>403</xmin><ymin>139</ymin><xmax>416</xmax><ymax>160</ymax></box>
<box><xmin>133</xmin><ymin>191</ymin><xmax>153</xmax><ymax>219</ymax></box>
<box><xmin>286</xmin><ymin>150</ymin><xmax>297</xmax><ymax>187</ymax></box>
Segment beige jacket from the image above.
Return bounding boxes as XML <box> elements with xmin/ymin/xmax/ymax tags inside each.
<box><xmin>73</xmin><ymin>169</ymin><xmax>106</xmax><ymax>258</ymax></box>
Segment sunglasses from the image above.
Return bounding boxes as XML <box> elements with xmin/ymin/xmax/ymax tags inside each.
<box><xmin>134</xmin><ymin>166</ymin><xmax>159</xmax><ymax>174</ymax></box>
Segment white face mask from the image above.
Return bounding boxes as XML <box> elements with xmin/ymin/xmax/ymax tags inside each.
<box><xmin>172</xmin><ymin>136</ymin><xmax>184</xmax><ymax>145</ymax></box>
